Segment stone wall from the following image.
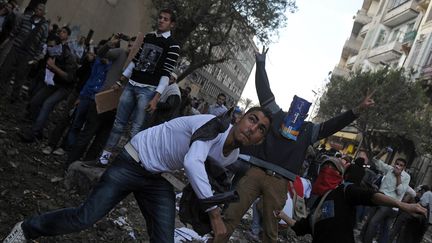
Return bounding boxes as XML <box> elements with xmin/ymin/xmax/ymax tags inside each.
<box><xmin>19</xmin><ymin>0</ymin><xmax>155</xmax><ymax>42</ymax></box>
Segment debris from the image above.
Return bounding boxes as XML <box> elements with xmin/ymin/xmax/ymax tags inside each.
<box><xmin>50</xmin><ymin>177</ymin><xmax>63</xmax><ymax>183</ymax></box>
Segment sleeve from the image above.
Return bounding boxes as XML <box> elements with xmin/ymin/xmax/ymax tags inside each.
<box><xmin>316</xmin><ymin>109</ymin><xmax>358</xmax><ymax>140</ymax></box>
<box><xmin>57</xmin><ymin>52</ymin><xmax>77</xmax><ymax>84</ymax></box>
<box><xmin>160</xmin><ymin>40</ymin><xmax>180</xmax><ymax>78</ymax></box>
<box><xmin>36</xmin><ymin>23</ymin><xmax>49</xmax><ymax>58</ymax></box>
<box><xmin>420</xmin><ymin>192</ymin><xmax>432</xmax><ymax>207</ymax></box>
<box><xmin>370</xmin><ymin>158</ymin><xmax>392</xmax><ymax>174</ymax></box>
<box><xmin>157</xmin><ymin>95</ymin><xmax>180</xmax><ymax>110</ymax></box>
<box><xmin>183</xmin><ymin>140</ymin><xmax>214</xmax><ymax>200</ymax></box>
<box><xmin>97</xmin><ymin>43</ymin><xmax>122</xmax><ymax>61</ymax></box>
<box><xmin>345</xmin><ymin>184</ymin><xmax>377</xmax><ymax>206</ymax></box>
<box><xmin>396</xmin><ymin>173</ymin><xmax>410</xmax><ymax>196</ymax></box>
<box><xmin>155</xmin><ymin>75</ymin><xmax>169</xmax><ymax>94</ymax></box>
<box><xmin>122</xmin><ymin>62</ymin><xmax>135</xmax><ymax>79</ymax></box>
<box><xmin>255</xmin><ymin>56</ymin><xmax>281</xmax><ymax>114</ymax></box>
<box><xmin>291</xmin><ymin>218</ymin><xmax>312</xmax><ymax>236</ymax></box>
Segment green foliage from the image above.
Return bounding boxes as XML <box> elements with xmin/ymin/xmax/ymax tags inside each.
<box><xmin>151</xmin><ymin>0</ymin><xmax>297</xmax><ymax>80</ymax></box>
<box><xmin>318</xmin><ymin>69</ymin><xmax>431</xmax><ymax>153</ymax></box>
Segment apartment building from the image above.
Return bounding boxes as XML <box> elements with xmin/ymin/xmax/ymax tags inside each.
<box><xmin>332</xmin><ymin>0</ymin><xmax>432</xmax><ymax>186</ymax></box>
<box><xmin>333</xmin><ymin>0</ymin><xmax>430</xmax><ymax>76</ymax></box>
<box><xmin>181</xmin><ymin>39</ymin><xmax>258</xmax><ymax>106</ymax></box>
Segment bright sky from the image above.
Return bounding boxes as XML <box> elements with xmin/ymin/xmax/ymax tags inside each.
<box><xmin>241</xmin><ymin>0</ymin><xmax>363</xmax><ymax>114</ymax></box>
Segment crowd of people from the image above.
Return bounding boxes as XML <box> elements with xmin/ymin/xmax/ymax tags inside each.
<box><xmin>1</xmin><ymin>2</ymin><xmax>431</xmax><ymax>243</ymax></box>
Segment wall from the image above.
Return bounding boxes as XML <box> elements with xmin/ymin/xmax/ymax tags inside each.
<box><xmin>18</xmin><ymin>0</ymin><xmax>155</xmax><ymax>42</ymax></box>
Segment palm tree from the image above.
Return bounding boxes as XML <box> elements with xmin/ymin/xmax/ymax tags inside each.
<box><xmin>239</xmin><ymin>97</ymin><xmax>254</xmax><ymax>111</ymax></box>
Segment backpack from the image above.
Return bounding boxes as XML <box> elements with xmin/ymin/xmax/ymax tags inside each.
<box><xmin>310</xmin><ymin>182</ymin><xmax>352</xmax><ymax>235</ymax></box>
<box><xmin>288</xmin><ymin>177</ymin><xmax>307</xmax><ymax>220</ymax></box>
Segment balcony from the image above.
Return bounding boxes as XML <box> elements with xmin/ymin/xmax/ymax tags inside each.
<box><xmin>368</xmin><ymin>40</ymin><xmax>403</xmax><ymax>63</ymax></box>
<box><xmin>383</xmin><ymin>0</ymin><xmax>419</xmax><ymax>27</ymax></box>
<box><xmin>332</xmin><ymin>65</ymin><xmax>350</xmax><ymax>78</ymax></box>
<box><xmin>347</xmin><ymin>55</ymin><xmax>358</xmax><ymax>68</ymax></box>
<box><xmin>342</xmin><ymin>36</ymin><xmax>363</xmax><ymax>58</ymax></box>
<box><xmin>353</xmin><ymin>10</ymin><xmax>372</xmax><ymax>36</ymax></box>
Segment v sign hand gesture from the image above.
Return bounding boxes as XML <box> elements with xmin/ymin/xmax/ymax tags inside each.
<box><xmin>353</xmin><ymin>89</ymin><xmax>376</xmax><ymax>115</ymax></box>
<box><xmin>255</xmin><ymin>46</ymin><xmax>269</xmax><ymax>63</ymax></box>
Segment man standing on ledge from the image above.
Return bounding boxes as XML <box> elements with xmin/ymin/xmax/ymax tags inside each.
<box><xmin>98</xmin><ymin>8</ymin><xmax>181</xmax><ymax>166</ymax></box>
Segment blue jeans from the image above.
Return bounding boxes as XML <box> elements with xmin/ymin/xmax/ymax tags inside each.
<box><xmin>22</xmin><ymin>150</ymin><xmax>176</xmax><ymax>242</ymax></box>
<box><xmin>29</xmin><ymin>85</ymin><xmax>69</xmax><ymax>134</ymax></box>
<box><xmin>65</xmin><ymin>96</ymin><xmax>93</xmax><ymax>148</ymax></box>
<box><xmin>105</xmin><ymin>83</ymin><xmax>154</xmax><ymax>150</ymax></box>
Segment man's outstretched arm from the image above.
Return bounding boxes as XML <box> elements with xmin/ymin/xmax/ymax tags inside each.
<box><xmin>315</xmin><ymin>91</ymin><xmax>375</xmax><ymax>141</ymax></box>
<box><xmin>255</xmin><ymin>48</ymin><xmax>280</xmax><ymax>114</ymax></box>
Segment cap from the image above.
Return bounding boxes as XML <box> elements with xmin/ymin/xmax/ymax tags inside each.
<box><xmin>321</xmin><ymin>156</ymin><xmax>345</xmax><ymax>175</ymax></box>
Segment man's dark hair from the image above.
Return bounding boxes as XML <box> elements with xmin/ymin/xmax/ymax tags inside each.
<box><xmin>420</xmin><ymin>185</ymin><xmax>430</xmax><ymax>192</ymax></box>
<box><xmin>61</xmin><ymin>26</ymin><xmax>71</xmax><ymax>36</ymax></box>
<box><xmin>244</xmin><ymin>106</ymin><xmax>273</xmax><ymax>130</ymax></box>
<box><xmin>160</xmin><ymin>8</ymin><xmax>176</xmax><ymax>22</ymax></box>
<box><xmin>47</xmin><ymin>33</ymin><xmax>61</xmax><ymax>45</ymax></box>
<box><xmin>395</xmin><ymin>158</ymin><xmax>407</xmax><ymax>166</ymax></box>
<box><xmin>217</xmin><ymin>93</ymin><xmax>226</xmax><ymax>98</ymax></box>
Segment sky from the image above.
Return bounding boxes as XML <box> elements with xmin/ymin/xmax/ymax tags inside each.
<box><xmin>241</xmin><ymin>0</ymin><xmax>364</xmax><ymax>115</ymax></box>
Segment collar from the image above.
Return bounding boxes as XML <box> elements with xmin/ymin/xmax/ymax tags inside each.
<box><xmin>152</xmin><ymin>30</ymin><xmax>171</xmax><ymax>39</ymax></box>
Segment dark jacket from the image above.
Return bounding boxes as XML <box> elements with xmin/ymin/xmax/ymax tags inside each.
<box><xmin>240</xmin><ymin>56</ymin><xmax>359</xmax><ymax>175</ymax></box>
<box><xmin>0</xmin><ymin>11</ymin><xmax>16</xmax><ymax>44</ymax></box>
<box><xmin>51</xmin><ymin>44</ymin><xmax>77</xmax><ymax>90</ymax></box>
<box><xmin>292</xmin><ymin>184</ymin><xmax>376</xmax><ymax>243</ymax></box>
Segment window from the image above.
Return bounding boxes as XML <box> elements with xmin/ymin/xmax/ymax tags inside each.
<box><xmin>389</xmin><ymin>28</ymin><xmax>400</xmax><ymax>42</ymax></box>
<box><xmin>374</xmin><ymin>29</ymin><xmax>387</xmax><ymax>47</ymax></box>
<box><xmin>389</xmin><ymin>0</ymin><xmax>409</xmax><ymax>10</ymax></box>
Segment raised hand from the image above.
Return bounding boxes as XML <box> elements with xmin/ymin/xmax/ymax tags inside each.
<box><xmin>353</xmin><ymin>89</ymin><xmax>375</xmax><ymax>115</ymax></box>
<box><xmin>255</xmin><ymin>46</ymin><xmax>269</xmax><ymax>63</ymax></box>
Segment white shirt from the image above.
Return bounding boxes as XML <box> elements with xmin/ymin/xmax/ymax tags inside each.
<box><xmin>208</xmin><ymin>103</ymin><xmax>228</xmax><ymax>116</ymax></box>
<box><xmin>130</xmin><ymin>114</ymin><xmax>239</xmax><ymax>199</ymax></box>
<box><xmin>372</xmin><ymin>158</ymin><xmax>410</xmax><ymax>201</ymax></box>
<box><xmin>420</xmin><ymin>191</ymin><xmax>432</xmax><ymax>224</ymax></box>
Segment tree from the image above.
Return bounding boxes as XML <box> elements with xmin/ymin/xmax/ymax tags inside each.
<box><xmin>238</xmin><ymin>97</ymin><xmax>254</xmax><ymax>111</ymax></box>
<box><xmin>151</xmin><ymin>0</ymin><xmax>298</xmax><ymax>81</ymax></box>
<box><xmin>317</xmin><ymin>69</ymin><xmax>432</xmax><ymax>156</ymax></box>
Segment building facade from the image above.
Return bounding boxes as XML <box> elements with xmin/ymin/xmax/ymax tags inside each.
<box><xmin>332</xmin><ymin>0</ymin><xmax>432</xmax><ymax>186</ymax></box>
<box><xmin>180</xmin><ymin>39</ymin><xmax>258</xmax><ymax>107</ymax></box>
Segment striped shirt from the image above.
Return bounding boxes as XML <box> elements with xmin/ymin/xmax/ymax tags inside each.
<box><xmin>124</xmin><ymin>31</ymin><xmax>180</xmax><ymax>94</ymax></box>
<box><xmin>10</xmin><ymin>14</ymin><xmax>48</xmax><ymax>60</ymax></box>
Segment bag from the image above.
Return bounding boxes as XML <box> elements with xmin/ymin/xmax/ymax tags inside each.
<box><xmin>310</xmin><ymin>182</ymin><xmax>352</xmax><ymax>234</ymax></box>
<box><xmin>280</xmin><ymin>95</ymin><xmax>311</xmax><ymax>140</ymax></box>
<box><xmin>288</xmin><ymin>179</ymin><xmax>307</xmax><ymax>220</ymax></box>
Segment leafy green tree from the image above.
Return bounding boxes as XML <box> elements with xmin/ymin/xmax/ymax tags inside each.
<box><xmin>317</xmin><ymin>69</ymin><xmax>431</xmax><ymax>155</ymax></box>
<box><xmin>151</xmin><ymin>0</ymin><xmax>297</xmax><ymax>80</ymax></box>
